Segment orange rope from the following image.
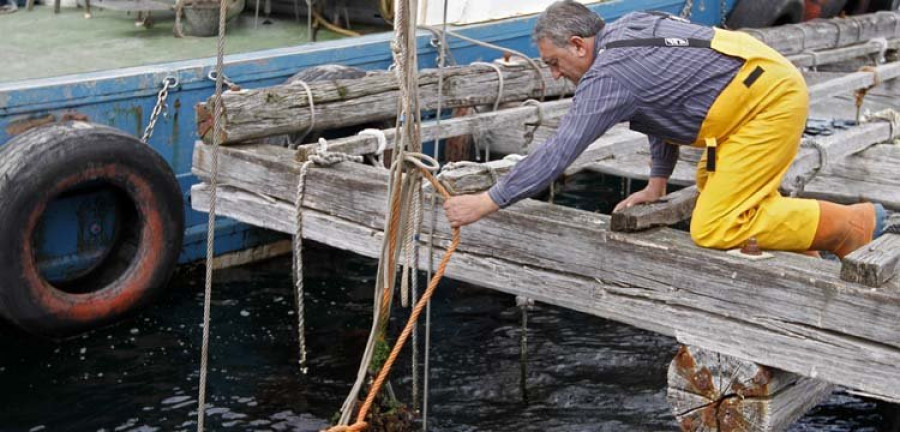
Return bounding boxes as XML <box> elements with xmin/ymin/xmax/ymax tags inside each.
<box><xmin>325</xmin><ymin>168</ymin><xmax>459</xmax><ymax>432</ymax></box>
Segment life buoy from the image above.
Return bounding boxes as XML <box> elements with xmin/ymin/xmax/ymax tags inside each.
<box><xmin>0</xmin><ymin>122</ymin><xmax>184</xmax><ymax>338</ymax></box>
<box><xmin>726</xmin><ymin>0</ymin><xmax>805</xmax><ymax>28</ymax></box>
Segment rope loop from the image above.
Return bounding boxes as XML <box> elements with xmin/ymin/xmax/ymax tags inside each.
<box><xmin>792</xmin><ymin>138</ymin><xmax>828</xmax><ymax>197</ymax></box>
<box><xmin>471</xmin><ymin>61</ymin><xmax>505</xmax><ymax>112</ymax></box>
<box><xmin>521</xmin><ymin>99</ymin><xmax>544</xmax><ymax>147</ymax></box>
<box><xmin>358</xmin><ymin>128</ymin><xmax>389</xmax><ymax>167</ymax></box>
<box><xmin>400</xmin><ymin>151</ymin><xmax>441</xmax><ymax>173</ymax></box>
<box><xmin>870</xmin><ymin>37</ymin><xmax>889</xmax><ymax>64</ymax></box>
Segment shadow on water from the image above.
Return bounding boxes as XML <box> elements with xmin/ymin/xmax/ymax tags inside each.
<box><xmin>0</xmin><ymin>171</ymin><xmax>897</xmax><ymax>431</ymax></box>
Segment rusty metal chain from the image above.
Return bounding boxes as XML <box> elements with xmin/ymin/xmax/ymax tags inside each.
<box><xmin>721</xmin><ymin>0</ymin><xmax>728</xmax><ymax>26</ymax></box>
<box><xmin>680</xmin><ymin>0</ymin><xmax>693</xmax><ymax>20</ymax></box>
<box><xmin>141</xmin><ymin>77</ymin><xmax>178</xmax><ymax>144</ymax></box>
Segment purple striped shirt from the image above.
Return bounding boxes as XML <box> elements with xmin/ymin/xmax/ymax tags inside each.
<box><xmin>488</xmin><ymin>12</ymin><xmax>743</xmax><ymax>208</ymax></box>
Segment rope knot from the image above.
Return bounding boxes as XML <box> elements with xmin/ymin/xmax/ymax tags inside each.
<box><xmin>309</xmin><ymin>138</ymin><xmax>365</xmax><ymax>167</ymax></box>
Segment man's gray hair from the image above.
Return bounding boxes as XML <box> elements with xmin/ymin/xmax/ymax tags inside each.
<box><xmin>533</xmin><ymin>0</ymin><xmax>605</xmax><ymax>47</ymax></box>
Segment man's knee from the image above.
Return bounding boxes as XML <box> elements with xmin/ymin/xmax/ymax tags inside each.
<box><xmin>690</xmin><ymin>206</ymin><xmax>734</xmax><ymax>249</ymax></box>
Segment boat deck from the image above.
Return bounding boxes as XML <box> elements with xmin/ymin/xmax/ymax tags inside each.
<box><xmin>0</xmin><ymin>5</ymin><xmax>386</xmax><ymax>83</ymax></box>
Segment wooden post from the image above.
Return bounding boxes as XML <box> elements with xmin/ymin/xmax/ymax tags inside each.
<box><xmin>669</xmin><ymin>345</ymin><xmax>833</xmax><ymax>432</ymax></box>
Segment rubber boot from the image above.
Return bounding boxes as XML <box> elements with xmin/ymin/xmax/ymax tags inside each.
<box><xmin>809</xmin><ymin>201</ymin><xmax>878</xmax><ymax>258</ymax></box>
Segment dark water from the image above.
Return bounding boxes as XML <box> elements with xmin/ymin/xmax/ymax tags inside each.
<box><xmin>0</xmin><ymin>173</ymin><xmax>896</xmax><ymax>431</ymax></box>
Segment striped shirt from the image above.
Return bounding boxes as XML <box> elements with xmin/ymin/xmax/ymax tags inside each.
<box><xmin>488</xmin><ymin>12</ymin><xmax>744</xmax><ymax>208</ymax></box>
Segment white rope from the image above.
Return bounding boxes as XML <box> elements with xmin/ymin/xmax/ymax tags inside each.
<box><xmin>196</xmin><ymin>0</ymin><xmax>230</xmax><ymax>430</ymax></box>
<box><xmin>359</xmin><ymin>128</ymin><xmax>389</xmax><ymax>167</ymax></box>
<box><xmin>802</xmin><ymin>50</ymin><xmax>820</xmax><ymax>72</ymax></box>
<box><xmin>292</xmin><ymin>80</ymin><xmax>317</xmax><ymax>148</ymax></box>
<box><xmin>422</xmin><ymin>25</ymin><xmax>547</xmax><ymax>101</ymax></box>
<box><xmin>521</xmin><ymin>99</ymin><xmax>544</xmax><ymax>148</ymax></box>
<box><xmin>471</xmin><ymin>61</ymin><xmax>505</xmax><ymax>161</ymax></box>
<box><xmin>294</xmin><ymin>138</ymin><xmax>364</xmax><ymax>376</ymax></box>
<box><xmin>864</xmin><ymin>108</ymin><xmax>900</xmax><ymax>142</ymax></box>
<box><xmin>791</xmin><ymin>138</ymin><xmax>828</xmax><ymax>198</ymax></box>
<box><xmin>871</xmin><ymin>37</ymin><xmax>889</xmax><ymax>64</ymax></box>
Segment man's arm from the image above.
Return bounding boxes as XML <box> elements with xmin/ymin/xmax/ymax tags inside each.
<box><xmin>444</xmin><ymin>72</ymin><xmax>637</xmax><ymax>227</ymax></box>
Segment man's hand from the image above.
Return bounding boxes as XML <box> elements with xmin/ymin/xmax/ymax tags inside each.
<box><xmin>444</xmin><ymin>192</ymin><xmax>500</xmax><ymax>228</ymax></box>
<box><xmin>612</xmin><ymin>177</ymin><xmax>667</xmax><ymax>213</ymax></box>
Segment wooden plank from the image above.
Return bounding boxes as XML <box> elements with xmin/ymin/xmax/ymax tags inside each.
<box><xmin>668</xmin><ymin>345</ymin><xmax>833</xmax><ymax>432</ymax></box>
<box><xmin>200</xmin><ymin>62</ymin><xmax>571</xmax><ymax>145</ymax></box>
<box><xmin>842</xmin><ymin>234</ymin><xmax>900</xmax><ymax>287</ymax></box>
<box><xmin>807</xmin><ymin>61</ymin><xmax>900</xmax><ymax>102</ymax></box>
<box><xmin>189</xmin><ymin>156</ymin><xmax>900</xmax><ymax>402</ymax></box>
<box><xmin>610</xmin><ymin>185</ymin><xmax>698</xmax><ymax>233</ymax></box>
<box><xmin>787</xmin><ymin>39</ymin><xmax>900</xmax><ymax>69</ymax></box>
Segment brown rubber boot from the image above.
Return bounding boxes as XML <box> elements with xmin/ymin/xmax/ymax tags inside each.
<box><xmin>809</xmin><ymin>201</ymin><xmax>877</xmax><ymax>258</ymax></box>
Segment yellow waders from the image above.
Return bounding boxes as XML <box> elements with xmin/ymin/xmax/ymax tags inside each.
<box><xmin>690</xmin><ymin>28</ymin><xmax>820</xmax><ymax>251</ymax></box>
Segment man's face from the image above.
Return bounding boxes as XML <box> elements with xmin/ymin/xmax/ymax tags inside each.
<box><xmin>538</xmin><ymin>36</ymin><xmax>594</xmax><ymax>84</ymax></box>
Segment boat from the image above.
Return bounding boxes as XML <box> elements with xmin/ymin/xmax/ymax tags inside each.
<box><xmin>0</xmin><ymin>0</ymin><xmax>895</xmax><ymax>337</ymax></box>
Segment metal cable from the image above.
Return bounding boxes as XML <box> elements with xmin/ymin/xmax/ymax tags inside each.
<box><xmin>196</xmin><ymin>0</ymin><xmax>229</xmax><ymax>430</ymax></box>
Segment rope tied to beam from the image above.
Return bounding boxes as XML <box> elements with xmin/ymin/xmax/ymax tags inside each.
<box><xmin>855</xmin><ymin>65</ymin><xmax>883</xmax><ymax>123</ymax></box>
<box><xmin>791</xmin><ymin>137</ymin><xmax>828</xmax><ymax>198</ymax></box>
<box><xmin>470</xmin><ymin>61</ymin><xmax>506</xmax><ymax>161</ymax></box>
<box><xmin>292</xmin><ymin>80</ymin><xmax>317</xmax><ymax>148</ymax></box>
<box><xmin>863</xmin><ymin>108</ymin><xmax>900</xmax><ymax>143</ymax></box>
<box><xmin>294</xmin><ymin>138</ymin><xmax>364</xmax><ymax>374</ymax></box>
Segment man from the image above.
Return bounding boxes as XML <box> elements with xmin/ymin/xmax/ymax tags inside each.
<box><xmin>443</xmin><ymin>0</ymin><xmax>888</xmax><ymax>257</ymax></box>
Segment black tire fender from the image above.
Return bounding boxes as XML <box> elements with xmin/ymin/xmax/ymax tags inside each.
<box><xmin>0</xmin><ymin>122</ymin><xmax>184</xmax><ymax>337</ymax></box>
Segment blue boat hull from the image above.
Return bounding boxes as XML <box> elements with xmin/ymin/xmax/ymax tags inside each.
<box><xmin>0</xmin><ymin>0</ymin><xmax>734</xmax><ymax>333</ymax></box>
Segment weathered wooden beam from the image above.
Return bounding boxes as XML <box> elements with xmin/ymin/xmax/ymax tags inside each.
<box><xmin>841</xmin><ymin>234</ymin><xmax>900</xmax><ymax>287</ymax></box>
<box><xmin>807</xmin><ymin>61</ymin><xmax>900</xmax><ymax>102</ymax></box>
<box><xmin>610</xmin><ymin>185</ymin><xmax>698</xmax><ymax>233</ymax></box>
<box><xmin>744</xmin><ymin>12</ymin><xmax>900</xmax><ymax>56</ymax></box>
<box><xmin>802</xmin><ymin>143</ymin><xmax>900</xmax><ymax>210</ymax></box>
<box><xmin>787</xmin><ymin>39</ymin><xmax>900</xmax><ymax>68</ymax></box>
<box><xmin>668</xmin><ymin>345</ymin><xmax>833</xmax><ymax>432</ymax></box>
<box><xmin>294</xmin><ymin>99</ymin><xmax>572</xmax><ymax>162</ymax></box>
<box><xmin>189</xmin><ymin>148</ymin><xmax>900</xmax><ymax>402</ymax></box>
<box><xmin>199</xmin><ymin>62</ymin><xmax>571</xmax><ymax>145</ymax></box>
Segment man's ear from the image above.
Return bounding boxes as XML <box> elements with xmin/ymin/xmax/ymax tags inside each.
<box><xmin>569</xmin><ymin>35</ymin><xmax>587</xmax><ymax>56</ymax></box>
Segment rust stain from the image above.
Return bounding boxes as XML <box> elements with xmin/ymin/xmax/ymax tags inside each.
<box><xmin>196</xmin><ymin>103</ymin><xmax>214</xmax><ymax>141</ymax></box>
<box><xmin>737</xmin><ymin>367</ymin><xmax>773</xmax><ymax>399</ymax></box>
<box><xmin>675</xmin><ymin>346</ymin><xmax>718</xmax><ymax>400</ymax></box>
<box><xmin>717</xmin><ymin>397</ymin><xmax>747</xmax><ymax>432</ymax></box>
<box><xmin>6</xmin><ymin>114</ymin><xmax>56</xmax><ymax>136</ymax></box>
<box><xmin>60</xmin><ymin>111</ymin><xmax>90</xmax><ymax>122</ymax></box>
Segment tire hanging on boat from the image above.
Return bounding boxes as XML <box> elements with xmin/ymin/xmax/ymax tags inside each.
<box><xmin>0</xmin><ymin>122</ymin><xmax>184</xmax><ymax>338</ymax></box>
<box><xmin>726</xmin><ymin>0</ymin><xmax>805</xmax><ymax>28</ymax></box>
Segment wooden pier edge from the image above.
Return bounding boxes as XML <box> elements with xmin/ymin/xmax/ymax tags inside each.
<box><xmin>191</xmin><ymin>143</ymin><xmax>900</xmax><ymax>404</ymax></box>
<box><xmin>668</xmin><ymin>345</ymin><xmax>834</xmax><ymax>432</ymax></box>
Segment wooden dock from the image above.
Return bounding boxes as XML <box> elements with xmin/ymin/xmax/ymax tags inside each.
<box><xmin>190</xmin><ymin>14</ymin><xmax>900</xmax><ymax>431</ymax></box>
